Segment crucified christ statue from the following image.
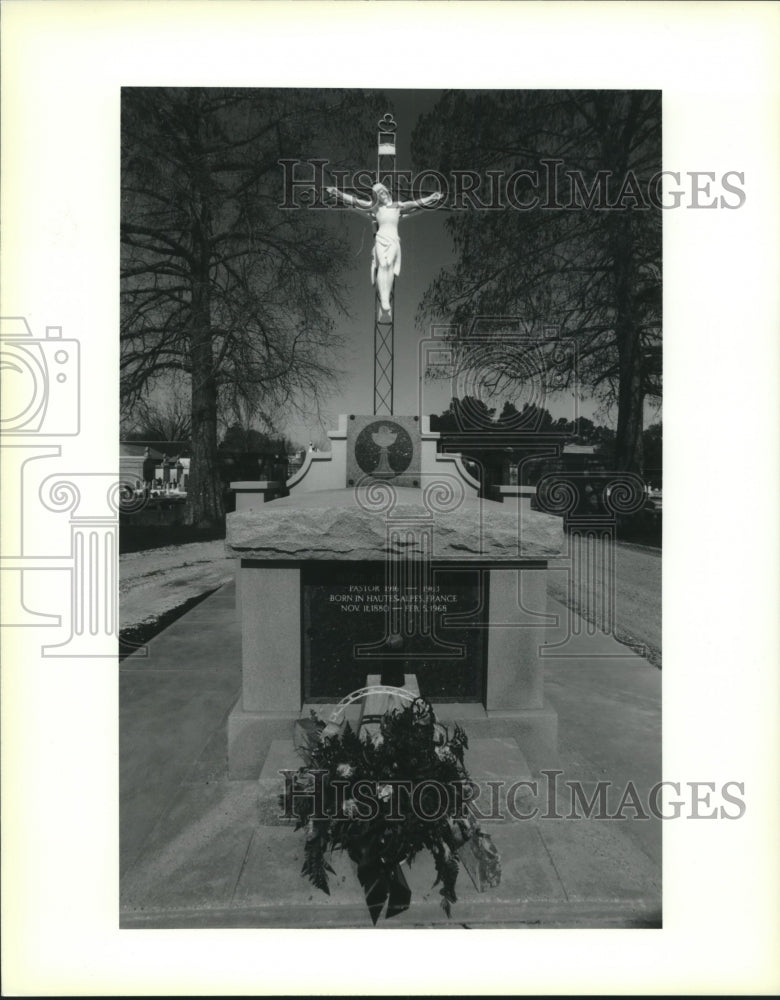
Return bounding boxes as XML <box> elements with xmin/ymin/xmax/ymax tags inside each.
<box><xmin>325</xmin><ymin>182</ymin><xmax>444</xmax><ymax>320</ymax></box>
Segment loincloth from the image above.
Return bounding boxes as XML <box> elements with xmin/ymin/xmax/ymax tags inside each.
<box><xmin>371</xmin><ymin>232</ymin><xmax>401</xmax><ymax>283</ymax></box>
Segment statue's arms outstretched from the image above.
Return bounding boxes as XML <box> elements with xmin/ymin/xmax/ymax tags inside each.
<box><xmin>397</xmin><ymin>191</ymin><xmax>445</xmax><ymax>216</ymax></box>
<box><xmin>325</xmin><ymin>186</ymin><xmax>374</xmax><ymax>216</ymax></box>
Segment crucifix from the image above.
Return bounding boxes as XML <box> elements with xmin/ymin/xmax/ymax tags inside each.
<box><xmin>325</xmin><ymin>179</ymin><xmax>444</xmax><ymax>321</ymax></box>
<box><xmin>325</xmin><ymin>114</ymin><xmax>444</xmax><ymax>414</ymax></box>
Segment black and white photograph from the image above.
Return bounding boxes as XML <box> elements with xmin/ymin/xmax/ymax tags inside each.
<box><xmin>118</xmin><ymin>85</ymin><xmax>664</xmax><ymax>930</ymax></box>
<box><xmin>2</xmin><ymin>2</ymin><xmax>779</xmax><ymax>995</ymax></box>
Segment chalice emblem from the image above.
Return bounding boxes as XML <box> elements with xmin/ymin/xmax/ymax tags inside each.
<box><xmin>371</xmin><ymin>424</ymin><xmax>398</xmax><ymax>478</ymax></box>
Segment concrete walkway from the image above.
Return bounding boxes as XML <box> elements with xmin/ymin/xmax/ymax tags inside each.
<box><xmin>120</xmin><ymin>579</ymin><xmax>661</xmax><ymax>929</ymax></box>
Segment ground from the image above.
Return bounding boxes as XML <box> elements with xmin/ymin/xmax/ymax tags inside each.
<box><xmin>120</xmin><ymin>537</ymin><xmax>662</xmax><ymax>666</ymax></box>
<box><xmin>549</xmin><ymin>539</ymin><xmax>662</xmax><ymax>667</ymax></box>
<box><xmin>119</xmin><ymin>540</ymin><xmax>234</xmax><ymax>650</ymax></box>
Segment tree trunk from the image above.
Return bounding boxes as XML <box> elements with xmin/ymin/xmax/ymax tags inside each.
<box><xmin>614</xmin><ymin>334</ymin><xmax>644</xmax><ymax>474</ymax></box>
<box><xmin>612</xmin><ymin>222</ymin><xmax>644</xmax><ymax>474</ymax></box>
<box><xmin>188</xmin><ymin>352</ymin><xmax>224</xmax><ymax>528</ymax></box>
<box><xmin>184</xmin><ymin>105</ymin><xmax>224</xmax><ymax>531</ymax></box>
<box><xmin>186</xmin><ymin>265</ymin><xmax>224</xmax><ymax>529</ymax></box>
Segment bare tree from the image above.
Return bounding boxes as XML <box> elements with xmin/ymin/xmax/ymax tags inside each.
<box><xmin>121</xmin><ymin>381</ymin><xmax>192</xmax><ymax>442</ymax></box>
<box><xmin>121</xmin><ymin>87</ymin><xmax>383</xmax><ymax>525</ymax></box>
<box><xmin>413</xmin><ymin>90</ymin><xmax>661</xmax><ymax>473</ymax></box>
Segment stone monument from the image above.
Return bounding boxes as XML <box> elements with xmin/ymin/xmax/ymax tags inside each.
<box><xmin>226</xmin><ymin>413</ymin><xmax>563</xmax><ymax>778</ymax></box>
<box><xmin>225</xmin><ymin>117</ymin><xmax>564</xmax><ymax>780</ymax></box>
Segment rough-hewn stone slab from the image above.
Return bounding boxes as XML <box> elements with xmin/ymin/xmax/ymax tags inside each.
<box><xmin>226</xmin><ymin>487</ymin><xmax>563</xmax><ymax>561</ymax></box>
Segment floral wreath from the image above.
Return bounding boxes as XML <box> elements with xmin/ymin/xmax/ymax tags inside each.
<box><xmin>280</xmin><ymin>690</ymin><xmax>500</xmax><ymax>923</ymax></box>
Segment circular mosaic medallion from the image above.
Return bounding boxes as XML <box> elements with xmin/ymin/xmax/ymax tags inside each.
<box><xmin>354</xmin><ymin>420</ymin><xmax>413</xmax><ymax>478</ymax></box>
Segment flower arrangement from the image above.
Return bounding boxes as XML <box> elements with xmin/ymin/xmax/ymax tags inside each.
<box><xmin>280</xmin><ymin>694</ymin><xmax>498</xmax><ymax>923</ymax></box>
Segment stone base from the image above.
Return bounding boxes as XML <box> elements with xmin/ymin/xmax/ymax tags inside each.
<box><xmin>227</xmin><ymin>701</ymin><xmax>298</xmax><ymax>780</ymax></box>
<box><xmin>434</xmin><ymin>701</ymin><xmax>559</xmax><ymax>775</ymax></box>
<box><xmin>229</xmin><ymin>696</ymin><xmax>558</xmax><ymax>780</ymax></box>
